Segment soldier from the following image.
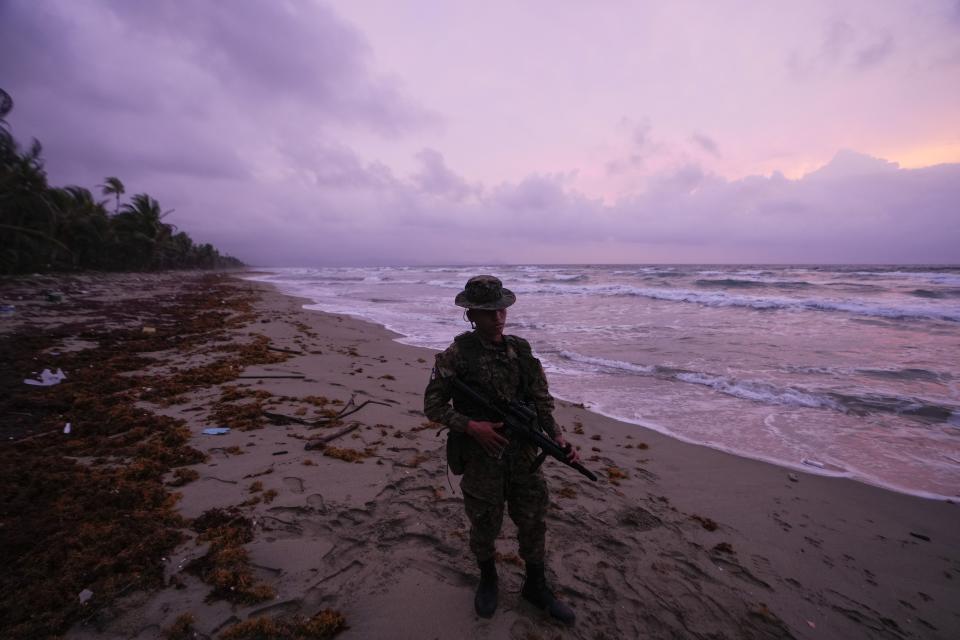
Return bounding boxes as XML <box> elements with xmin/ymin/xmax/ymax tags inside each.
<box><xmin>423</xmin><ymin>275</ymin><xmax>577</xmax><ymax>624</ymax></box>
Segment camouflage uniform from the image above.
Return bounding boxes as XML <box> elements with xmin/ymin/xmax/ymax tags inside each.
<box><xmin>424</xmin><ymin>330</ymin><xmax>558</xmax><ymax>565</ymax></box>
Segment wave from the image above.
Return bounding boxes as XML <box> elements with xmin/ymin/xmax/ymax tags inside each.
<box><xmin>858</xmin><ymin>368</ymin><xmax>950</xmax><ymax>383</ymax></box>
<box><xmin>674</xmin><ymin>372</ymin><xmax>843</xmax><ymax>411</ymax></box>
<box><xmin>695</xmin><ymin>278</ymin><xmax>813</xmax><ymax>290</ymax></box>
<box><xmin>540</xmin><ymin>274</ymin><xmax>589</xmax><ymax>283</ymax></box>
<box><xmin>557</xmin><ymin>350</ymin><xmax>656</xmax><ymax>374</ymax></box>
<box><xmin>515</xmin><ymin>282</ymin><xmax>960</xmax><ymax>322</ymax></box>
<box><xmin>555</xmin><ymin>350</ymin><xmax>959</xmax><ymax>423</ymax></box>
<box><xmin>849</xmin><ymin>270</ymin><xmax>960</xmax><ymax>286</ymax></box>
<box><xmin>786</xmin><ymin>365</ymin><xmax>952</xmax><ymax>384</ymax></box>
<box><xmin>821</xmin><ymin>282</ymin><xmax>888</xmax><ymax>292</ymax></box>
<box><xmin>910</xmin><ymin>288</ymin><xmax>960</xmax><ymax>299</ymax></box>
<box><xmin>614</xmin><ymin>267</ymin><xmax>683</xmax><ymax>277</ymax></box>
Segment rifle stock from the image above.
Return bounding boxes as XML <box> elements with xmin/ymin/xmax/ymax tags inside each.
<box><xmin>451</xmin><ymin>377</ymin><xmax>598</xmax><ymax>482</ymax></box>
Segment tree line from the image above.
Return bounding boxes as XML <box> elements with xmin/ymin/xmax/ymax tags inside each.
<box><xmin>0</xmin><ymin>89</ymin><xmax>243</xmax><ymax>274</ymax></box>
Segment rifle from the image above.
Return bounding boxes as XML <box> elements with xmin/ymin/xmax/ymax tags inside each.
<box><xmin>452</xmin><ymin>377</ymin><xmax>597</xmax><ymax>481</ymax></box>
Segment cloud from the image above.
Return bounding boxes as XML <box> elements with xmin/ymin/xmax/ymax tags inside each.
<box><xmin>1</xmin><ymin>2</ymin><xmax>956</xmax><ymax>266</ymax></box>
<box><xmin>690</xmin><ymin>133</ymin><xmax>721</xmax><ymax>158</ymax></box>
<box><xmin>823</xmin><ymin>19</ymin><xmax>856</xmax><ymax>61</ymax></box>
<box><xmin>788</xmin><ymin>19</ymin><xmax>896</xmax><ymax>77</ymax></box>
<box><xmin>210</xmin><ymin>151</ymin><xmax>959</xmax><ymax>266</ymax></box>
<box><xmin>97</xmin><ymin>0</ymin><xmax>434</xmax><ymax>134</ymax></box>
<box><xmin>803</xmin><ymin>149</ymin><xmax>899</xmax><ymax>180</ymax></box>
<box><xmin>606</xmin><ymin>118</ymin><xmax>656</xmax><ymax>175</ymax></box>
<box><xmin>855</xmin><ymin>34</ymin><xmax>896</xmax><ymax>69</ymax></box>
<box><xmin>0</xmin><ymin>0</ymin><xmax>434</xmax><ymax>190</ymax></box>
<box><xmin>412</xmin><ymin>149</ymin><xmax>475</xmax><ymax>201</ymax></box>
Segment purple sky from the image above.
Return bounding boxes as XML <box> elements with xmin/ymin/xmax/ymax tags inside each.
<box><xmin>2</xmin><ymin>0</ymin><xmax>958</xmax><ymax>265</ymax></box>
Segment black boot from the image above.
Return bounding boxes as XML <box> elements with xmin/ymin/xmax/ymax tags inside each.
<box><xmin>474</xmin><ymin>559</ymin><xmax>498</xmax><ymax>618</ymax></box>
<box><xmin>521</xmin><ymin>563</ymin><xmax>575</xmax><ymax>625</ymax></box>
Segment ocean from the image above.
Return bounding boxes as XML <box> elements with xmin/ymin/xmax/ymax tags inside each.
<box><xmin>246</xmin><ymin>265</ymin><xmax>960</xmax><ymax>500</ymax></box>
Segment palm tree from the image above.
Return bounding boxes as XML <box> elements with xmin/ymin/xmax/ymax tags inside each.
<box><xmin>100</xmin><ymin>176</ymin><xmax>125</xmax><ymax>214</ymax></box>
<box><xmin>113</xmin><ymin>193</ymin><xmax>175</xmax><ymax>269</ymax></box>
<box><xmin>47</xmin><ymin>186</ymin><xmax>110</xmax><ymax>268</ymax></box>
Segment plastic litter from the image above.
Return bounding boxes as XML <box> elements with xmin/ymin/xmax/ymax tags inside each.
<box><xmin>24</xmin><ymin>368</ymin><xmax>67</xmax><ymax>386</ymax></box>
<box><xmin>46</xmin><ymin>291</ymin><xmax>63</xmax><ymax>303</ymax></box>
<box><xmin>202</xmin><ymin>427</ymin><xmax>231</xmax><ymax>435</ymax></box>
<box><xmin>142</xmin><ymin>326</ymin><xmax>157</xmax><ymax>334</ymax></box>
<box><xmin>801</xmin><ymin>458</ymin><xmax>825</xmax><ymax>469</ymax></box>
<box><xmin>0</xmin><ymin>304</ymin><xmax>14</xmax><ymax>316</ymax></box>
<box><xmin>63</xmin><ymin>422</ymin><xmax>72</xmax><ymax>435</ymax></box>
<box><xmin>78</xmin><ymin>589</ymin><xmax>93</xmax><ymax>604</ymax></box>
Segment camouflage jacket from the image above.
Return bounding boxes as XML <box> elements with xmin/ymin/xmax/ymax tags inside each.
<box><xmin>423</xmin><ymin>331</ymin><xmax>558</xmax><ymax>438</ymax></box>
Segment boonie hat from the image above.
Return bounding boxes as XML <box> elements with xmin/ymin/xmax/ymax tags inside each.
<box><xmin>455</xmin><ymin>275</ymin><xmax>516</xmax><ymax>310</ymax></box>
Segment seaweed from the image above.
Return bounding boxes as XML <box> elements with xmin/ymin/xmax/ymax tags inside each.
<box><xmin>162</xmin><ymin>613</ymin><xmax>198</xmax><ymax>640</ymax></box>
<box><xmin>185</xmin><ymin>508</ymin><xmax>274</xmax><ymax>604</ymax></box>
<box><xmin>219</xmin><ymin>610</ymin><xmax>347</xmax><ymax>640</ymax></box>
<box><xmin>168</xmin><ymin>468</ymin><xmax>200</xmax><ymax>487</ymax></box>
<box><xmin>0</xmin><ymin>273</ymin><xmax>273</xmax><ymax>638</ymax></box>
<box><xmin>322</xmin><ymin>446</ymin><xmax>370</xmax><ymax>463</ymax></box>
<box><xmin>210</xmin><ymin>400</ymin><xmax>269</xmax><ymax>431</ymax></box>
<box><xmin>142</xmin><ymin>334</ymin><xmax>289</xmax><ymax>406</ymax></box>
<box><xmin>606</xmin><ymin>465</ymin><xmax>628</xmax><ymax>485</ymax></box>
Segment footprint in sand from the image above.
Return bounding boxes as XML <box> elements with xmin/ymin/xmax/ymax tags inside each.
<box><xmin>283</xmin><ymin>476</ymin><xmax>305</xmax><ymax>494</ymax></box>
<box><xmin>307</xmin><ymin>493</ymin><xmax>326</xmax><ymax>512</ymax></box>
<box><xmin>617</xmin><ymin>506</ymin><xmax>661</xmax><ymax>531</ymax></box>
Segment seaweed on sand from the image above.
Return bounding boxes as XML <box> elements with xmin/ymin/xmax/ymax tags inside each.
<box><xmin>141</xmin><ymin>334</ymin><xmax>288</xmax><ymax>406</ymax></box>
<box><xmin>161</xmin><ymin>613</ymin><xmax>198</xmax><ymax>640</ymax></box>
<box><xmin>219</xmin><ymin>610</ymin><xmax>347</xmax><ymax>640</ymax></box>
<box><xmin>210</xmin><ymin>398</ymin><xmax>270</xmax><ymax>431</ymax></box>
<box><xmin>322</xmin><ymin>446</ymin><xmax>371</xmax><ymax>463</ymax></box>
<box><xmin>168</xmin><ymin>467</ymin><xmax>200</xmax><ymax>487</ymax></box>
<box><xmin>184</xmin><ymin>508</ymin><xmax>275</xmax><ymax>605</ymax></box>
<box><xmin>0</xmin><ymin>274</ymin><xmax>273</xmax><ymax>638</ymax></box>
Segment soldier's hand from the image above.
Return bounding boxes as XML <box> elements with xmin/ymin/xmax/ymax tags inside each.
<box><xmin>554</xmin><ymin>435</ymin><xmax>581</xmax><ymax>464</ymax></box>
<box><xmin>467</xmin><ymin>420</ymin><xmax>508</xmax><ymax>457</ymax></box>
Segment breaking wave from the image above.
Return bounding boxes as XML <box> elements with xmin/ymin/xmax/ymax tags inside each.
<box><xmin>556</xmin><ymin>350</ymin><xmax>960</xmax><ymax>424</ymax></box>
<box><xmin>516</xmin><ymin>283</ymin><xmax>960</xmax><ymax>322</ymax></box>
<box><xmin>695</xmin><ymin>278</ymin><xmax>813</xmax><ymax>289</ymax></box>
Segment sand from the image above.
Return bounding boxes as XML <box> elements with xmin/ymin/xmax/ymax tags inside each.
<box><xmin>2</xmin><ymin>271</ymin><xmax>957</xmax><ymax>640</ymax></box>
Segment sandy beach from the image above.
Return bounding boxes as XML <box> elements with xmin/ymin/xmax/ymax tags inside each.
<box><xmin>1</xmin><ymin>271</ymin><xmax>957</xmax><ymax>640</ymax></box>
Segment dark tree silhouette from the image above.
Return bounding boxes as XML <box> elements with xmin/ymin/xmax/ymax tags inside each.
<box><xmin>0</xmin><ymin>88</ymin><xmax>243</xmax><ymax>274</ymax></box>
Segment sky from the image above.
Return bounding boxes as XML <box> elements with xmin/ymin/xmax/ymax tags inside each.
<box><xmin>1</xmin><ymin>0</ymin><xmax>958</xmax><ymax>265</ymax></box>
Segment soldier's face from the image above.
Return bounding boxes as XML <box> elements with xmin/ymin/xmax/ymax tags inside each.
<box><xmin>470</xmin><ymin>308</ymin><xmax>507</xmax><ymax>341</ymax></box>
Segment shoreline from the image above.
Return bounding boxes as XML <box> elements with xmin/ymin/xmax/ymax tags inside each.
<box><xmin>252</xmin><ymin>275</ymin><xmax>957</xmax><ymax>504</ymax></box>
<box><xmin>3</xmin><ymin>270</ymin><xmax>957</xmax><ymax>639</ymax></box>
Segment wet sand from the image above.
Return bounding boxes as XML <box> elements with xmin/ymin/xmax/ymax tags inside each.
<box><xmin>2</xmin><ymin>271</ymin><xmax>957</xmax><ymax>639</ymax></box>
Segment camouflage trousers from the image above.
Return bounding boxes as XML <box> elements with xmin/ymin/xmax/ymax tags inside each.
<box><xmin>460</xmin><ymin>440</ymin><xmax>549</xmax><ymax>565</ymax></box>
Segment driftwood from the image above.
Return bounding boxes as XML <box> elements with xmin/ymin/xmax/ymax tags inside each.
<box><xmin>333</xmin><ymin>397</ymin><xmax>391</xmax><ymax>421</ymax></box>
<box><xmin>304</xmin><ymin>423</ymin><xmax>361</xmax><ymax>450</ymax></box>
<box><xmin>264</xmin><ymin>394</ymin><xmax>390</xmax><ymax>428</ymax></box>
<box><xmin>263</xmin><ymin>411</ymin><xmax>312</xmax><ymax>426</ymax></box>
<box><xmin>267</xmin><ymin>346</ymin><xmax>304</xmax><ymax>355</ymax></box>
<box><xmin>237</xmin><ymin>374</ymin><xmax>305</xmax><ymax>379</ymax></box>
